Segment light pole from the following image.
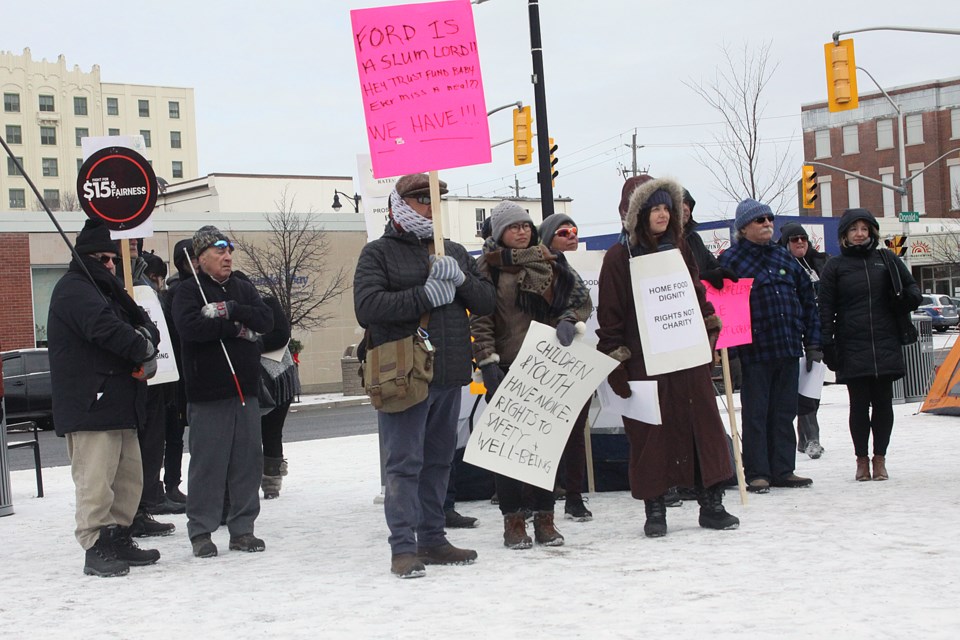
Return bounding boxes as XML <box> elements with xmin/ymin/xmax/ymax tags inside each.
<box><xmin>331</xmin><ymin>190</ymin><xmax>361</xmax><ymax>213</ymax></box>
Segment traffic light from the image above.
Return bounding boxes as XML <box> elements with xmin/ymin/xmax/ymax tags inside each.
<box><xmin>802</xmin><ymin>165</ymin><xmax>818</xmax><ymax>209</ymax></box>
<box><xmin>824</xmin><ymin>39</ymin><xmax>859</xmax><ymax>112</ymax></box>
<box><xmin>549</xmin><ymin>137</ymin><xmax>558</xmax><ymax>187</ymax></box>
<box><xmin>512</xmin><ymin>106</ymin><xmax>532</xmax><ymax>166</ymax></box>
<box><xmin>885</xmin><ymin>235</ymin><xmax>908</xmax><ymax>257</ymax></box>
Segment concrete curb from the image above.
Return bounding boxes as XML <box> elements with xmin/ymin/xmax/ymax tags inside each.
<box><xmin>291</xmin><ymin>397</ymin><xmax>372</xmax><ymax>411</ymax></box>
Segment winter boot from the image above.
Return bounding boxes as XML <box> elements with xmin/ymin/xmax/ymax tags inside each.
<box><xmin>444</xmin><ymin>509</ymin><xmax>479</xmax><ymax>528</ymax></box>
<box><xmin>191</xmin><ymin>533</ymin><xmax>218</xmax><ymax>558</ymax></box>
<box><xmin>643</xmin><ymin>496</ymin><xmax>667</xmax><ymax>538</ymax></box>
<box><xmin>662</xmin><ymin>486</ymin><xmax>682</xmax><ymax>507</ymax></box>
<box><xmin>563</xmin><ymin>494</ymin><xmax>593</xmax><ymax>522</ymax></box>
<box><xmin>83</xmin><ymin>526</ymin><xmax>130</xmax><ymax>577</ymax></box>
<box><xmin>229</xmin><ymin>533</ymin><xmax>266</xmax><ymax>552</ymax></box>
<box><xmin>533</xmin><ymin>511</ymin><xmax>565</xmax><ymax>546</ymax></box>
<box><xmin>111</xmin><ymin>525</ymin><xmax>161</xmax><ymax>566</ymax></box>
<box><xmin>262</xmin><ymin>456</ymin><xmax>284</xmax><ymax>499</ymax></box>
<box><xmin>872</xmin><ymin>455</ymin><xmax>888</xmax><ymax>481</ymax></box>
<box><xmin>165</xmin><ymin>486</ymin><xmax>187</xmax><ymax>504</ymax></box>
<box><xmin>502</xmin><ymin>511</ymin><xmax>533</xmax><ymax>550</ymax></box>
<box><xmin>129</xmin><ymin>509</ymin><xmax>175</xmax><ymax>538</ymax></box>
<box><xmin>856</xmin><ymin>456</ymin><xmax>871</xmax><ymax>481</ymax></box>
<box><xmin>417</xmin><ymin>542</ymin><xmax>478</xmax><ymax>565</ymax></box>
<box><xmin>391</xmin><ymin>553</ymin><xmax>426</xmax><ymax>579</ymax></box>
<box><xmin>696</xmin><ymin>486</ymin><xmax>740</xmax><ymax>530</ymax></box>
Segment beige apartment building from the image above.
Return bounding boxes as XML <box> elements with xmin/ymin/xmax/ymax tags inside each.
<box><xmin>1</xmin><ymin>48</ymin><xmax>198</xmax><ymax>210</ymax></box>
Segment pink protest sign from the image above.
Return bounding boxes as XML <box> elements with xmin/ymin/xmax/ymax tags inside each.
<box><xmin>703</xmin><ymin>278</ymin><xmax>754</xmax><ymax>349</ymax></box>
<box><xmin>351</xmin><ymin>0</ymin><xmax>491</xmax><ymax>178</ymax></box>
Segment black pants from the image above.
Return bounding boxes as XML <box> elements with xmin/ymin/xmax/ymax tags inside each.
<box><xmin>138</xmin><ymin>385</ymin><xmax>167</xmax><ymax>508</ymax></box>
<box><xmin>261</xmin><ymin>400</ymin><xmax>292</xmax><ymax>459</ymax></box>
<box><xmin>846</xmin><ymin>376</ymin><xmax>895</xmax><ymax>457</ymax></box>
<box><xmin>163</xmin><ymin>394</ymin><xmax>186</xmax><ymax>491</ymax></box>
<box><xmin>496</xmin><ymin>475</ymin><xmax>554</xmax><ymax>515</ymax></box>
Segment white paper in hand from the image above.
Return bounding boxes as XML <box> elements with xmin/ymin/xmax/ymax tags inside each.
<box><xmin>597</xmin><ymin>379</ymin><xmax>662</xmax><ymax>425</ymax></box>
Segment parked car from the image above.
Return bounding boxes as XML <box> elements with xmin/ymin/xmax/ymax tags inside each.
<box><xmin>2</xmin><ymin>348</ymin><xmax>53</xmax><ymax>430</ymax></box>
<box><xmin>917</xmin><ymin>295</ymin><xmax>960</xmax><ymax>333</ymax></box>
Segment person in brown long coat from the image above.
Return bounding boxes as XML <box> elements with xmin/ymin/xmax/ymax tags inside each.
<box><xmin>596</xmin><ymin>177</ymin><xmax>739</xmax><ymax>538</ymax></box>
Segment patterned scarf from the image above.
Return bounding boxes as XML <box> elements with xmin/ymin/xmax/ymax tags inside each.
<box><xmin>483</xmin><ymin>238</ymin><xmax>580</xmax><ymax>320</ymax></box>
<box><xmin>389</xmin><ymin>190</ymin><xmax>434</xmax><ymax>239</ymax></box>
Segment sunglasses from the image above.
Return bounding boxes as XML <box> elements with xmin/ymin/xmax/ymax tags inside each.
<box><xmin>788</xmin><ymin>235</ymin><xmax>808</xmax><ymax>243</ymax></box>
<box><xmin>94</xmin><ymin>254</ymin><xmax>121</xmax><ymax>266</ymax></box>
<box><xmin>556</xmin><ymin>226</ymin><xmax>578</xmax><ymax>238</ymax></box>
<box><xmin>414</xmin><ymin>195</ymin><xmax>431</xmax><ymax>205</ymax></box>
<box><xmin>752</xmin><ymin>215</ymin><xmax>775</xmax><ymax>224</ymax></box>
<box><xmin>211</xmin><ymin>239</ymin><xmax>235</xmax><ymax>251</ymax></box>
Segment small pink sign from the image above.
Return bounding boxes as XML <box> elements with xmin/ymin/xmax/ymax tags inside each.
<box><xmin>351</xmin><ymin>0</ymin><xmax>491</xmax><ymax>178</ymax></box>
<box><xmin>703</xmin><ymin>278</ymin><xmax>754</xmax><ymax>349</ymax></box>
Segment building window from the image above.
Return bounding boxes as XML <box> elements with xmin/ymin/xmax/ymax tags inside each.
<box><xmin>3</xmin><ymin>92</ymin><xmax>20</xmax><ymax>112</ymax></box>
<box><xmin>42</xmin><ymin>158</ymin><xmax>59</xmax><ymax>177</ymax></box>
<box><xmin>953</xmin><ymin>109</ymin><xmax>960</xmax><ymax>140</ymax></box>
<box><xmin>140</xmin><ymin>130</ymin><xmax>152</xmax><ymax>147</ymax></box>
<box><xmin>170</xmin><ymin>131</ymin><xmax>182</xmax><ymax>149</ymax></box>
<box><xmin>814</xmin><ymin>129</ymin><xmax>830</xmax><ymax>158</ymax></box>
<box><xmin>108</xmin><ymin>128</ymin><xmax>120</xmax><ymax>136</ymax></box>
<box><xmin>876</xmin><ymin>119</ymin><xmax>894</xmax><ymax>150</ymax></box>
<box><xmin>43</xmin><ymin>189</ymin><xmax>60</xmax><ymax>210</ymax></box>
<box><xmin>40</xmin><ymin>126</ymin><xmax>57</xmax><ymax>145</ymax></box>
<box><xmin>474</xmin><ymin>208</ymin><xmax>487</xmax><ymax>235</ymax></box>
<box><xmin>73</xmin><ymin>96</ymin><xmax>88</xmax><ymax>116</ymax></box>
<box><xmin>138</xmin><ymin>99</ymin><xmax>150</xmax><ymax>117</ymax></box>
<box><xmin>842</xmin><ymin>125</ymin><xmax>859</xmax><ymax>155</ymax></box>
<box><xmin>819</xmin><ymin>181</ymin><xmax>833</xmax><ymax>217</ymax></box>
<box><xmin>172</xmin><ymin>161</ymin><xmax>183</xmax><ymax>179</ymax></box>
<box><xmin>911</xmin><ymin>168</ymin><xmax>926</xmax><ymax>215</ymax></box>
<box><xmin>9</xmin><ymin>188</ymin><xmax>26</xmax><ymax>209</ymax></box>
<box><xmin>39</xmin><ymin>94</ymin><xmax>55</xmax><ymax>112</ymax></box>
<box><xmin>880</xmin><ymin>171</ymin><xmax>895</xmax><ymax>217</ymax></box>
<box><xmin>847</xmin><ymin>177</ymin><xmax>860</xmax><ymax>209</ymax></box>
<box><xmin>107</xmin><ymin>97</ymin><xmax>119</xmax><ymax>116</ymax></box>
<box><xmin>950</xmin><ymin>165</ymin><xmax>960</xmax><ymax>210</ymax></box>
<box><xmin>906</xmin><ymin>114</ymin><xmax>923</xmax><ymax>145</ymax></box>
<box><xmin>169</xmin><ymin>101</ymin><xmax>180</xmax><ymax>119</ymax></box>
<box><xmin>75</xmin><ymin>127</ymin><xmax>89</xmax><ymax>146</ymax></box>
<box><xmin>7</xmin><ymin>156</ymin><xmax>23</xmax><ymax>176</ymax></box>
<box><xmin>5</xmin><ymin>124</ymin><xmax>22</xmax><ymax>144</ymax></box>
<box><xmin>77</xmin><ymin>158</ymin><xmax>84</xmax><ymax>172</ymax></box>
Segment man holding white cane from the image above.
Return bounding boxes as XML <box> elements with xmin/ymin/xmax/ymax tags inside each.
<box><xmin>173</xmin><ymin>225</ymin><xmax>273</xmax><ymax>558</ymax></box>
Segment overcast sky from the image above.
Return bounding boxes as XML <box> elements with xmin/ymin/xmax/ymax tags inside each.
<box><xmin>5</xmin><ymin>0</ymin><xmax>959</xmax><ymax>235</ymax></box>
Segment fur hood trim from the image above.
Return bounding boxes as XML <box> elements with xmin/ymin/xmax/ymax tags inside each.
<box><xmin>625</xmin><ymin>177</ymin><xmax>687</xmax><ymax>248</ymax></box>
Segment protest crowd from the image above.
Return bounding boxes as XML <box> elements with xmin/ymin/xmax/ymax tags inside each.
<box><xmin>26</xmin><ymin>170</ymin><xmax>921</xmax><ymax>580</ymax></box>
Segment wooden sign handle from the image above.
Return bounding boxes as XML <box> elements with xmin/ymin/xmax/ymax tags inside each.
<box><xmin>429</xmin><ymin>170</ymin><xmax>444</xmax><ymax>257</ymax></box>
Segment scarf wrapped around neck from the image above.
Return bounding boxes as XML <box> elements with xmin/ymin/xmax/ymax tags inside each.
<box><xmin>389</xmin><ymin>190</ymin><xmax>434</xmax><ymax>239</ymax></box>
<box><xmin>482</xmin><ymin>237</ymin><xmax>577</xmax><ymax>321</ymax></box>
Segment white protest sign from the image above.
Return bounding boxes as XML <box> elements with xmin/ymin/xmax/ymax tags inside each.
<box><xmin>630</xmin><ymin>248</ymin><xmax>711</xmax><ymax>376</ymax></box>
<box><xmin>133</xmin><ymin>285</ymin><xmax>179</xmax><ymax>386</ymax></box>
<box><xmin>596</xmin><ymin>379</ymin><xmax>662</xmax><ymax>425</ymax></box>
<box><xmin>564</xmin><ymin>249</ymin><xmax>604</xmax><ymax>346</ymax></box>
<box><xmin>356</xmin><ymin>153</ymin><xmax>397</xmax><ymax>243</ymax></box>
<box><xmin>463</xmin><ymin>321</ymin><xmax>618</xmax><ymax>491</ymax></box>
<box><xmin>81</xmin><ymin>135</ymin><xmax>154</xmax><ymax>240</ymax></box>
<box><xmin>799</xmin><ymin>357</ymin><xmax>827</xmax><ymax>400</ymax></box>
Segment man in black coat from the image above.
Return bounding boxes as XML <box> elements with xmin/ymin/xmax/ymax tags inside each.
<box><xmin>173</xmin><ymin>225</ymin><xmax>273</xmax><ymax>559</ymax></box>
<box><xmin>48</xmin><ymin>218</ymin><xmax>161</xmax><ymax>577</ymax></box>
<box><xmin>354</xmin><ymin>173</ymin><xmax>496</xmax><ymax>578</ymax></box>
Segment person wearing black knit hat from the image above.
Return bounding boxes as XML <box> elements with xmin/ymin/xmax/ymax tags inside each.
<box><xmin>48</xmin><ymin>218</ymin><xmax>162</xmax><ymax>577</ymax></box>
<box><xmin>819</xmin><ymin>208</ymin><xmax>922</xmax><ymax>482</ymax></box>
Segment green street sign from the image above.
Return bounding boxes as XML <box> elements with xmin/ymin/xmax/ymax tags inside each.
<box><xmin>899</xmin><ymin>211</ymin><xmax>919</xmax><ymax>223</ymax></box>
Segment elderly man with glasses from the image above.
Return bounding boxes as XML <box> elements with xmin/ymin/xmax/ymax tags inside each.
<box><xmin>719</xmin><ymin>199</ymin><xmax>822</xmax><ymax>493</ymax></box>
<box><xmin>172</xmin><ymin>225</ymin><xmax>273</xmax><ymax>559</ymax></box>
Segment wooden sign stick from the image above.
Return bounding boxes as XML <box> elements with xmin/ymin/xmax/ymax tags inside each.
<box><xmin>721</xmin><ymin>347</ymin><xmax>748</xmax><ymax>506</ymax></box>
<box><xmin>429</xmin><ymin>170</ymin><xmax>445</xmax><ymax>257</ymax></box>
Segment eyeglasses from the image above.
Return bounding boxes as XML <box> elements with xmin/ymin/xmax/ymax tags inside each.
<box><xmin>93</xmin><ymin>254</ymin><xmax>121</xmax><ymax>266</ymax></box>
<box><xmin>556</xmin><ymin>226</ymin><xmax>578</xmax><ymax>238</ymax></box>
<box><xmin>788</xmin><ymin>235</ymin><xmax>808</xmax><ymax>243</ymax></box>
<box><xmin>415</xmin><ymin>195</ymin><xmax>431</xmax><ymax>205</ymax></box>
<box><xmin>752</xmin><ymin>215</ymin><xmax>774</xmax><ymax>224</ymax></box>
<box><xmin>211</xmin><ymin>239</ymin><xmax>235</xmax><ymax>251</ymax></box>
<box><xmin>507</xmin><ymin>222</ymin><xmax>532</xmax><ymax>233</ymax></box>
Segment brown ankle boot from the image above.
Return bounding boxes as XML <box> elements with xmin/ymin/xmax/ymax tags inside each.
<box><xmin>856</xmin><ymin>457</ymin><xmax>871</xmax><ymax>481</ymax></box>
<box><xmin>872</xmin><ymin>455</ymin><xmax>888</xmax><ymax>481</ymax></box>
<box><xmin>502</xmin><ymin>512</ymin><xmax>532</xmax><ymax>550</ymax></box>
<box><xmin>533</xmin><ymin>511</ymin><xmax>565</xmax><ymax>546</ymax></box>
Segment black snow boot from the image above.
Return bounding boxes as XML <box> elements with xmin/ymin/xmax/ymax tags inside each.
<box><xmin>83</xmin><ymin>526</ymin><xmax>130</xmax><ymax>577</ymax></box>
<box><xmin>697</xmin><ymin>485</ymin><xmax>740</xmax><ymax>530</ymax></box>
<box><xmin>112</xmin><ymin>525</ymin><xmax>161</xmax><ymax>566</ymax></box>
<box><xmin>643</xmin><ymin>496</ymin><xmax>667</xmax><ymax>538</ymax></box>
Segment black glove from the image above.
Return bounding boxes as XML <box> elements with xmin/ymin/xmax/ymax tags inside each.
<box><xmin>701</xmin><ymin>267</ymin><xmax>739</xmax><ymax>290</ymax></box>
<box><xmin>822</xmin><ymin>344</ymin><xmax>838</xmax><ymax>372</ymax></box>
<box><xmin>607</xmin><ymin>364</ymin><xmax>631</xmax><ymax>399</ymax></box>
<box><xmin>804</xmin><ymin>347</ymin><xmax>823</xmax><ymax>373</ymax></box>
<box><xmin>481</xmin><ymin>362</ymin><xmax>505</xmax><ymax>400</ymax></box>
<box><xmin>556</xmin><ymin>320</ymin><xmax>576</xmax><ymax>347</ymax></box>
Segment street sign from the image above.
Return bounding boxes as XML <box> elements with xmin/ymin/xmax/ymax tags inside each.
<box><xmin>899</xmin><ymin>211</ymin><xmax>920</xmax><ymax>223</ymax></box>
<box><xmin>77</xmin><ymin>146</ymin><xmax>157</xmax><ymax>231</ymax></box>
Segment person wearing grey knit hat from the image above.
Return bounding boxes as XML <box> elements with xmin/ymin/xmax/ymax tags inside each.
<box><xmin>734</xmin><ymin>198</ymin><xmax>774</xmax><ymax>233</ymax></box>
<box><xmin>490</xmin><ymin>201</ymin><xmax>537</xmax><ymax>245</ymax></box>
<box><xmin>192</xmin><ymin>225</ymin><xmax>232</xmax><ymax>258</ymax></box>
<box><xmin>539</xmin><ymin>213</ymin><xmax>577</xmax><ymax>253</ymax></box>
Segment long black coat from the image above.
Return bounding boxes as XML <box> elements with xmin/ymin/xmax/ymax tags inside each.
<box><xmin>353</xmin><ymin>223</ymin><xmax>496</xmax><ymax>387</ymax></box>
<box><xmin>48</xmin><ymin>269</ymin><xmax>154</xmax><ymax>435</ymax></box>
<box><xmin>819</xmin><ymin>245</ymin><xmax>922</xmax><ymax>383</ymax></box>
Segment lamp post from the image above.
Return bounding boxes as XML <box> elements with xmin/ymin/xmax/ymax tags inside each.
<box><xmin>331</xmin><ymin>190</ymin><xmax>361</xmax><ymax>213</ymax></box>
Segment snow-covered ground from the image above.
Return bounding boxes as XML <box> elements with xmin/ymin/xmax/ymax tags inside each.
<box><xmin>2</xmin><ymin>384</ymin><xmax>959</xmax><ymax>639</ymax></box>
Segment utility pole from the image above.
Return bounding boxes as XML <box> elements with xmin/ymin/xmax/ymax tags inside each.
<box><xmin>528</xmin><ymin>0</ymin><xmax>554</xmax><ymax>218</ymax></box>
<box><xmin>623</xmin><ymin>130</ymin><xmax>645</xmax><ymax>178</ymax></box>
<box><xmin>514</xmin><ymin>175</ymin><xmax>521</xmax><ymax>198</ymax></box>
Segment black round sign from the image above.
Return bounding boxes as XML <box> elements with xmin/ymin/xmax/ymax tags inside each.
<box><xmin>77</xmin><ymin>146</ymin><xmax>158</xmax><ymax>230</ymax></box>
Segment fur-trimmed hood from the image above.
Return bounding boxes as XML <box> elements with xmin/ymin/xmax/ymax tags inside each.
<box><xmin>624</xmin><ymin>177</ymin><xmax>686</xmax><ymax>248</ymax></box>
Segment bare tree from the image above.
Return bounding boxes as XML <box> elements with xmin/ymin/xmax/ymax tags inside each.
<box><xmin>60</xmin><ymin>192</ymin><xmax>80</xmax><ymax>211</ymax></box>
<box><xmin>685</xmin><ymin>41</ymin><xmax>796</xmax><ymax>213</ymax></box>
<box><xmin>235</xmin><ymin>187</ymin><xmax>351</xmax><ymax>331</ymax></box>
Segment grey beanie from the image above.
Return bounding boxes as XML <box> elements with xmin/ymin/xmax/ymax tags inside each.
<box><xmin>193</xmin><ymin>225</ymin><xmax>230</xmax><ymax>257</ymax></box>
<box><xmin>734</xmin><ymin>198</ymin><xmax>773</xmax><ymax>231</ymax></box>
<box><xmin>490</xmin><ymin>201</ymin><xmax>534</xmax><ymax>243</ymax></box>
<box><xmin>538</xmin><ymin>213</ymin><xmax>575</xmax><ymax>247</ymax></box>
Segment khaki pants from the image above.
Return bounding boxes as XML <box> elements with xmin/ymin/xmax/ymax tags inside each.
<box><xmin>66</xmin><ymin>430</ymin><xmax>143</xmax><ymax>550</ymax></box>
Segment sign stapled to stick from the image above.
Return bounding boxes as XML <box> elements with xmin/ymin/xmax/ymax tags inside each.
<box><xmin>703</xmin><ymin>278</ymin><xmax>754</xmax><ymax>349</ymax></box>
<box><xmin>77</xmin><ymin>145</ymin><xmax>157</xmax><ymax>232</ymax></box>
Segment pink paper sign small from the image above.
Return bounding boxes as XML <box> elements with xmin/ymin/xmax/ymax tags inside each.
<box><xmin>351</xmin><ymin>0</ymin><xmax>491</xmax><ymax>178</ymax></box>
<box><xmin>703</xmin><ymin>278</ymin><xmax>754</xmax><ymax>349</ymax></box>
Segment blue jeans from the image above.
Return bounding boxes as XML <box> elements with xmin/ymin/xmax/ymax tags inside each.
<box><xmin>740</xmin><ymin>358</ymin><xmax>799</xmax><ymax>482</ymax></box>
<box><xmin>379</xmin><ymin>384</ymin><xmax>460</xmax><ymax>555</ymax></box>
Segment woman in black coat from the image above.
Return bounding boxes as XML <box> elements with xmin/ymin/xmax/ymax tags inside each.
<box><xmin>819</xmin><ymin>209</ymin><xmax>922</xmax><ymax>482</ymax></box>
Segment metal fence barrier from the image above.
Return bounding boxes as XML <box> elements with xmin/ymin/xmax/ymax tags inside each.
<box><xmin>893</xmin><ymin>314</ymin><xmax>935</xmax><ymax>404</ymax></box>
<box><xmin>1</xmin><ymin>399</ymin><xmax>13</xmax><ymax>516</ymax></box>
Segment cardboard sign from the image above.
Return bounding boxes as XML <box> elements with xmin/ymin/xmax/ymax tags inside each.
<box><xmin>132</xmin><ymin>285</ymin><xmax>179</xmax><ymax>386</ymax></box>
<box><xmin>463</xmin><ymin>322</ymin><xmax>618</xmax><ymax>491</ymax></box>
<box><xmin>351</xmin><ymin>0</ymin><xmax>491</xmax><ymax>178</ymax></box>
<box><xmin>703</xmin><ymin>278</ymin><xmax>754</xmax><ymax>349</ymax></box>
<box><xmin>630</xmin><ymin>249</ymin><xmax>711</xmax><ymax>375</ymax></box>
